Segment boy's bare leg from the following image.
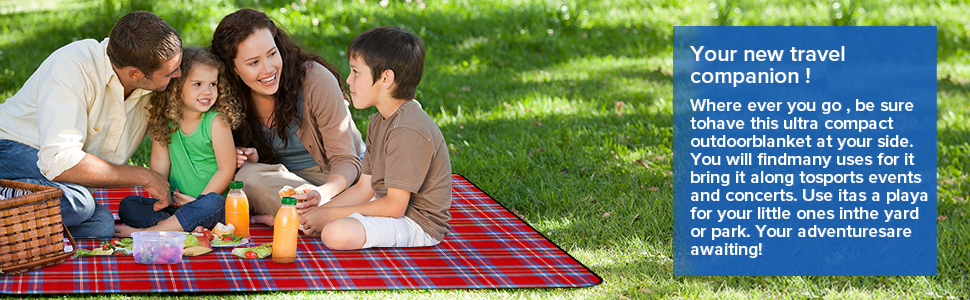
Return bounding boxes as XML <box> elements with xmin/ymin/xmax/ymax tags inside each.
<box><xmin>320</xmin><ymin>217</ymin><xmax>366</xmax><ymax>250</ymax></box>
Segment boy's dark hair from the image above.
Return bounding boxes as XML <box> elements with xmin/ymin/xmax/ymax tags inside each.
<box><xmin>348</xmin><ymin>26</ymin><xmax>425</xmax><ymax>100</ymax></box>
<box><xmin>107</xmin><ymin>11</ymin><xmax>182</xmax><ymax>79</ymax></box>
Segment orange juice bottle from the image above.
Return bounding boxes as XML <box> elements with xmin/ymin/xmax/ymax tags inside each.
<box><xmin>272</xmin><ymin>196</ymin><xmax>298</xmax><ymax>263</ymax></box>
<box><xmin>225</xmin><ymin>181</ymin><xmax>250</xmax><ymax>238</ymax></box>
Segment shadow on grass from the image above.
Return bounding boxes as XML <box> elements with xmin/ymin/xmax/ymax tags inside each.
<box><xmin>0</xmin><ymin>8</ymin><xmax>113</xmax><ymax>92</ymax></box>
<box><xmin>938</xmin><ymin>78</ymin><xmax>970</xmax><ymax>96</ymax></box>
<box><xmin>671</xmin><ymin>274</ymin><xmax>968</xmax><ymax>298</ymax></box>
<box><xmin>936</xmin><ymin>78</ymin><xmax>970</xmax><ymax>172</ymax></box>
<box><xmin>0</xmin><ymin>0</ymin><xmax>207</xmax><ymax>93</ymax></box>
<box><xmin>241</xmin><ymin>1</ymin><xmax>672</xmax><ymax>112</ymax></box>
<box><xmin>439</xmin><ymin>107</ymin><xmax>670</xmax><ymax>248</ymax></box>
<box><xmin>938</xmin><ymin>129</ymin><xmax>970</xmax><ymax>173</ymax></box>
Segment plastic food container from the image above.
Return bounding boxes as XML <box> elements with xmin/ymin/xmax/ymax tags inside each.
<box><xmin>131</xmin><ymin>231</ymin><xmax>186</xmax><ymax>264</ymax></box>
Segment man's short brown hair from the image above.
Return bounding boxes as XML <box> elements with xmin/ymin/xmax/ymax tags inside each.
<box><xmin>348</xmin><ymin>26</ymin><xmax>425</xmax><ymax>100</ymax></box>
<box><xmin>107</xmin><ymin>11</ymin><xmax>181</xmax><ymax>79</ymax></box>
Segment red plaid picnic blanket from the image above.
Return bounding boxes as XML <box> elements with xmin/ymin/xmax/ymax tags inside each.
<box><xmin>0</xmin><ymin>174</ymin><xmax>600</xmax><ymax>294</ymax></box>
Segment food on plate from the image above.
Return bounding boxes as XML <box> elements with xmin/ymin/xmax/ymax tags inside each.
<box><xmin>182</xmin><ymin>234</ymin><xmax>213</xmax><ymax>256</ymax></box>
<box><xmin>231</xmin><ymin>243</ymin><xmax>273</xmax><ymax>259</ymax></box>
<box><xmin>73</xmin><ymin>248</ymin><xmax>115</xmax><ymax>257</ymax></box>
<box><xmin>191</xmin><ymin>223</ymin><xmax>248</xmax><ymax>247</ymax></box>
<box><xmin>211</xmin><ymin>233</ymin><xmax>244</xmax><ymax>247</ymax></box>
<box><xmin>195</xmin><ymin>235</ymin><xmax>212</xmax><ymax>249</ymax></box>
<box><xmin>211</xmin><ymin>222</ymin><xmax>235</xmax><ymax>237</ymax></box>
<box><xmin>182</xmin><ymin>246</ymin><xmax>212</xmax><ymax>256</ymax></box>
<box><xmin>75</xmin><ymin>234</ymin><xmax>216</xmax><ymax>258</ymax></box>
<box><xmin>182</xmin><ymin>235</ymin><xmax>212</xmax><ymax>256</ymax></box>
<box><xmin>183</xmin><ymin>232</ymin><xmax>200</xmax><ymax>248</ymax></box>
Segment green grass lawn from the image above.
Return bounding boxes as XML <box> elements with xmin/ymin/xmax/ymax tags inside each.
<box><xmin>1</xmin><ymin>0</ymin><xmax>968</xmax><ymax>299</ymax></box>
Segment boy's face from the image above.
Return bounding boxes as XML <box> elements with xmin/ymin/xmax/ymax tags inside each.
<box><xmin>347</xmin><ymin>55</ymin><xmax>381</xmax><ymax>110</ymax></box>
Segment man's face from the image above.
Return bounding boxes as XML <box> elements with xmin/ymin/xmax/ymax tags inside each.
<box><xmin>137</xmin><ymin>53</ymin><xmax>182</xmax><ymax>92</ymax></box>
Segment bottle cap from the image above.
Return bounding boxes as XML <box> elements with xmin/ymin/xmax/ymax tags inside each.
<box><xmin>282</xmin><ymin>197</ymin><xmax>297</xmax><ymax>205</ymax></box>
<box><xmin>229</xmin><ymin>181</ymin><xmax>244</xmax><ymax>189</ymax></box>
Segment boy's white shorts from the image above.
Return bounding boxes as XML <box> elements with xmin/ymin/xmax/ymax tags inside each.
<box><xmin>347</xmin><ymin>212</ymin><xmax>440</xmax><ymax>248</ymax></box>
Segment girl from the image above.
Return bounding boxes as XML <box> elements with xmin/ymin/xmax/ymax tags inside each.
<box><xmin>211</xmin><ymin>9</ymin><xmax>364</xmax><ymax>226</ymax></box>
<box><xmin>115</xmin><ymin>46</ymin><xmax>243</xmax><ymax>237</ymax></box>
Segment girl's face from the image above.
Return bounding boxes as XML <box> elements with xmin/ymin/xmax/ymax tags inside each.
<box><xmin>181</xmin><ymin>64</ymin><xmax>220</xmax><ymax>115</ymax></box>
<box><xmin>233</xmin><ymin>28</ymin><xmax>283</xmax><ymax>99</ymax></box>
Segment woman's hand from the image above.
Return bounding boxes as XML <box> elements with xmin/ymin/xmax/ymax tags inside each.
<box><xmin>235</xmin><ymin>147</ymin><xmax>258</xmax><ymax>168</ymax></box>
<box><xmin>293</xmin><ymin>184</ymin><xmax>329</xmax><ymax>215</ymax></box>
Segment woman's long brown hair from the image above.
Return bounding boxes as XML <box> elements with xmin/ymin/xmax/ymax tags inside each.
<box><xmin>210</xmin><ymin>8</ymin><xmax>347</xmax><ymax>164</ymax></box>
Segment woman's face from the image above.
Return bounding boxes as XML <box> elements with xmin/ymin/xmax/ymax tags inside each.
<box><xmin>233</xmin><ymin>28</ymin><xmax>283</xmax><ymax>99</ymax></box>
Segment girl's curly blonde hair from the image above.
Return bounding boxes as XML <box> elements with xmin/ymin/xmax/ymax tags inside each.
<box><xmin>147</xmin><ymin>46</ymin><xmax>243</xmax><ymax>144</ymax></box>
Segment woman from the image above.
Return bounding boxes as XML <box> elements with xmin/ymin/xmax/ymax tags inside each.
<box><xmin>210</xmin><ymin>8</ymin><xmax>364</xmax><ymax>225</ymax></box>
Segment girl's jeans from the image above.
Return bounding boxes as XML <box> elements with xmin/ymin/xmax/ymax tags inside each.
<box><xmin>118</xmin><ymin>193</ymin><xmax>226</xmax><ymax>232</ymax></box>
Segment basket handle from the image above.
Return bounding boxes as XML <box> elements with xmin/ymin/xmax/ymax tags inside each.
<box><xmin>0</xmin><ymin>225</ymin><xmax>78</xmax><ymax>274</ymax></box>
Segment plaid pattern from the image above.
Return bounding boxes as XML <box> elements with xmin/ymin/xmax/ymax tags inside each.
<box><xmin>0</xmin><ymin>174</ymin><xmax>600</xmax><ymax>294</ymax></box>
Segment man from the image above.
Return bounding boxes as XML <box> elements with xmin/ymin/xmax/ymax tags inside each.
<box><xmin>0</xmin><ymin>11</ymin><xmax>182</xmax><ymax>237</ymax></box>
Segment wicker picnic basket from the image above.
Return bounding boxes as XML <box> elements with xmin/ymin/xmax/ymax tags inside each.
<box><xmin>0</xmin><ymin>179</ymin><xmax>77</xmax><ymax>274</ymax></box>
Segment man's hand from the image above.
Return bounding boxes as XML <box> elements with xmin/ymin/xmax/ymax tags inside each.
<box><xmin>52</xmin><ymin>153</ymin><xmax>171</xmax><ymax>210</ymax></box>
<box><xmin>141</xmin><ymin>168</ymin><xmax>172</xmax><ymax>211</ymax></box>
<box><xmin>235</xmin><ymin>147</ymin><xmax>258</xmax><ymax>168</ymax></box>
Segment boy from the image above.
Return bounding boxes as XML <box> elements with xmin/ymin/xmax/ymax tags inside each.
<box><xmin>297</xmin><ymin>26</ymin><xmax>451</xmax><ymax>250</ymax></box>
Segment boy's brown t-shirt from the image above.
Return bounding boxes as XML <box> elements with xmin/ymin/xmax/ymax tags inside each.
<box><xmin>362</xmin><ymin>100</ymin><xmax>452</xmax><ymax>241</ymax></box>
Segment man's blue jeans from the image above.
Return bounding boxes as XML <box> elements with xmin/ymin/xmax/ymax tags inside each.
<box><xmin>118</xmin><ymin>193</ymin><xmax>226</xmax><ymax>232</ymax></box>
<box><xmin>0</xmin><ymin>140</ymin><xmax>115</xmax><ymax>237</ymax></box>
